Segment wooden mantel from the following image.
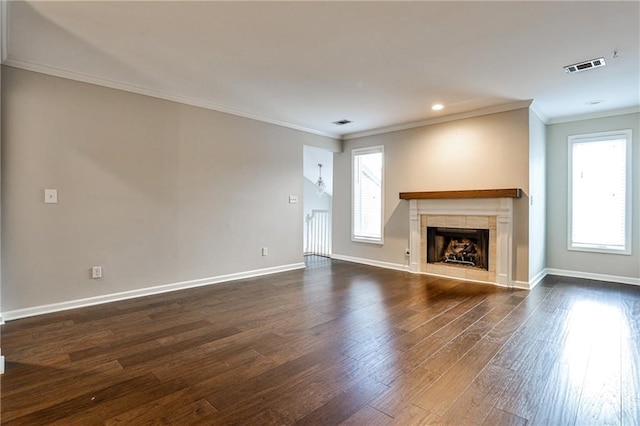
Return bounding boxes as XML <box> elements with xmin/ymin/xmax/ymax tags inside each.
<box><xmin>399</xmin><ymin>188</ymin><xmax>522</xmax><ymax>200</ymax></box>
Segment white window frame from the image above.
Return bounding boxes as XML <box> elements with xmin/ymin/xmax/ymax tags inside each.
<box><xmin>352</xmin><ymin>145</ymin><xmax>385</xmax><ymax>244</ymax></box>
<box><xmin>567</xmin><ymin>129</ymin><xmax>632</xmax><ymax>255</ymax></box>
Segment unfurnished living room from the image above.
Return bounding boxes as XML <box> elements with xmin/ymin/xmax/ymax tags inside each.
<box><xmin>0</xmin><ymin>1</ymin><xmax>639</xmax><ymax>425</ymax></box>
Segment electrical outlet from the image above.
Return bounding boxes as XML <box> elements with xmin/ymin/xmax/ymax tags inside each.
<box><xmin>44</xmin><ymin>189</ymin><xmax>58</xmax><ymax>204</ymax></box>
<box><xmin>91</xmin><ymin>266</ymin><xmax>102</xmax><ymax>279</ymax></box>
<box><xmin>262</xmin><ymin>247</ymin><xmax>268</xmax><ymax>256</ymax></box>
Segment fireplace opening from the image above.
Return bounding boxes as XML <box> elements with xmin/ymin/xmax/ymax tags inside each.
<box><xmin>427</xmin><ymin>227</ymin><xmax>489</xmax><ymax>270</ymax></box>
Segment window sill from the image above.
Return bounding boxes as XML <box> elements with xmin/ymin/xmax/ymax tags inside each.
<box><xmin>352</xmin><ymin>236</ymin><xmax>384</xmax><ymax>245</ymax></box>
<box><xmin>568</xmin><ymin>245</ymin><xmax>631</xmax><ymax>256</ymax></box>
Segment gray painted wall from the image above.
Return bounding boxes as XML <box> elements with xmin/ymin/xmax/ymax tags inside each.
<box><xmin>0</xmin><ymin>64</ymin><xmax>3</xmax><ymax>322</ymax></box>
<box><xmin>1</xmin><ymin>66</ymin><xmax>339</xmax><ymax>312</ymax></box>
<box><xmin>546</xmin><ymin>112</ymin><xmax>640</xmax><ymax>281</ymax></box>
<box><xmin>3</xmin><ymin>64</ymin><xmax>636</xmax><ymax>317</ymax></box>
<box><xmin>332</xmin><ymin>108</ymin><xmax>532</xmax><ymax>282</ymax></box>
<box><xmin>529</xmin><ymin>109</ymin><xmax>547</xmax><ymax>281</ymax></box>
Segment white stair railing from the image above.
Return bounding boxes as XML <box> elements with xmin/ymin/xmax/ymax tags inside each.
<box><xmin>304</xmin><ymin>210</ymin><xmax>331</xmax><ymax>257</ymax></box>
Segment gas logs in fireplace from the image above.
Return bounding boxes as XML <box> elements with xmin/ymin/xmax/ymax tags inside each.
<box><xmin>427</xmin><ymin>227</ymin><xmax>489</xmax><ymax>270</ymax></box>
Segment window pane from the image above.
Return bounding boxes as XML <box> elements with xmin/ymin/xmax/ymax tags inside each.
<box><xmin>570</xmin><ymin>133</ymin><xmax>629</xmax><ymax>253</ymax></box>
<box><xmin>353</xmin><ymin>148</ymin><xmax>383</xmax><ymax>242</ymax></box>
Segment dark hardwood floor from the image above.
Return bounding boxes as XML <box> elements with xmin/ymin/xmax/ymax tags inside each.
<box><xmin>1</xmin><ymin>256</ymin><xmax>639</xmax><ymax>425</ymax></box>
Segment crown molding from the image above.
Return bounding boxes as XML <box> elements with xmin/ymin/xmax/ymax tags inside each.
<box><xmin>7</xmin><ymin>54</ymin><xmax>637</xmax><ymax>138</ymax></box>
<box><xmin>546</xmin><ymin>106</ymin><xmax>640</xmax><ymax>125</ymax></box>
<box><xmin>529</xmin><ymin>101</ymin><xmax>549</xmax><ymax>124</ymax></box>
<box><xmin>342</xmin><ymin>100</ymin><xmax>534</xmax><ymax>140</ymax></box>
<box><xmin>2</xmin><ymin>58</ymin><xmax>341</xmax><ymax>140</ymax></box>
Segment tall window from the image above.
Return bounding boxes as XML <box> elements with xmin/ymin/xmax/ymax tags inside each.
<box><xmin>352</xmin><ymin>146</ymin><xmax>384</xmax><ymax>244</ymax></box>
<box><xmin>568</xmin><ymin>129</ymin><xmax>632</xmax><ymax>254</ymax></box>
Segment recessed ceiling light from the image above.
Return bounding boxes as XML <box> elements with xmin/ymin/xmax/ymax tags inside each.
<box><xmin>432</xmin><ymin>104</ymin><xmax>444</xmax><ymax>111</ymax></box>
<box><xmin>332</xmin><ymin>119</ymin><xmax>352</xmax><ymax>126</ymax></box>
<box><xmin>585</xmin><ymin>100</ymin><xmax>604</xmax><ymax>106</ymax></box>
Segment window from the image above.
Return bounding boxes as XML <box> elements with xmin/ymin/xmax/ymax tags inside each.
<box><xmin>352</xmin><ymin>146</ymin><xmax>384</xmax><ymax>244</ymax></box>
<box><xmin>568</xmin><ymin>129</ymin><xmax>632</xmax><ymax>254</ymax></box>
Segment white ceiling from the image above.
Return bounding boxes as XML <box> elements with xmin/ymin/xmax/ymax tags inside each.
<box><xmin>4</xmin><ymin>1</ymin><xmax>640</xmax><ymax>138</ymax></box>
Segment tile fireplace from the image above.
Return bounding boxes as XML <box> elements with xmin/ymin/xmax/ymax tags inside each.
<box><xmin>401</xmin><ymin>189</ymin><xmax>521</xmax><ymax>287</ymax></box>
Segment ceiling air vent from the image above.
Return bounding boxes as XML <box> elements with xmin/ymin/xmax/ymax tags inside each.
<box><xmin>563</xmin><ymin>57</ymin><xmax>606</xmax><ymax>74</ymax></box>
<box><xmin>332</xmin><ymin>119</ymin><xmax>352</xmax><ymax>126</ymax></box>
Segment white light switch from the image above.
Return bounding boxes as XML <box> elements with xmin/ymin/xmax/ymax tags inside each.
<box><xmin>289</xmin><ymin>195</ymin><xmax>298</xmax><ymax>204</ymax></box>
<box><xmin>91</xmin><ymin>266</ymin><xmax>102</xmax><ymax>279</ymax></box>
<box><xmin>45</xmin><ymin>189</ymin><xmax>58</xmax><ymax>204</ymax></box>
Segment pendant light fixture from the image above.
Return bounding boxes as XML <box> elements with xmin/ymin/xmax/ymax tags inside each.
<box><xmin>316</xmin><ymin>163</ymin><xmax>326</xmax><ymax>196</ymax></box>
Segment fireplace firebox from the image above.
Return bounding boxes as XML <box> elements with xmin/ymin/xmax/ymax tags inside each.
<box><xmin>427</xmin><ymin>227</ymin><xmax>489</xmax><ymax>270</ymax></box>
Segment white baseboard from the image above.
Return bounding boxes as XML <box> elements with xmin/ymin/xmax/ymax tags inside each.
<box><xmin>2</xmin><ymin>263</ymin><xmax>306</xmax><ymax>322</ymax></box>
<box><xmin>526</xmin><ymin>268</ymin><xmax>548</xmax><ymax>290</ymax></box>
<box><xmin>423</xmin><ymin>270</ymin><xmax>505</xmax><ymax>288</ymax></box>
<box><xmin>8</xmin><ymin>262</ymin><xmax>634</xmax><ymax>323</ymax></box>
<box><xmin>333</xmin><ymin>255</ymin><xmax>640</xmax><ymax>290</ymax></box>
<box><xmin>330</xmin><ymin>254</ymin><xmax>410</xmax><ymax>272</ymax></box>
<box><xmin>545</xmin><ymin>268</ymin><xmax>640</xmax><ymax>287</ymax></box>
<box><xmin>331</xmin><ymin>253</ymin><xmax>522</xmax><ymax>288</ymax></box>
<box><xmin>512</xmin><ymin>280</ymin><xmax>532</xmax><ymax>290</ymax></box>
<box><xmin>332</xmin><ymin>254</ymin><xmax>550</xmax><ymax>290</ymax></box>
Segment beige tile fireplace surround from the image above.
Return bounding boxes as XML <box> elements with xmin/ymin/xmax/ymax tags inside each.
<box><xmin>421</xmin><ymin>214</ymin><xmax>497</xmax><ymax>283</ymax></box>
<box><xmin>402</xmin><ymin>189</ymin><xmax>521</xmax><ymax>288</ymax></box>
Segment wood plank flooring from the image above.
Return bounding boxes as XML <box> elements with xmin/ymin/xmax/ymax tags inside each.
<box><xmin>1</xmin><ymin>256</ymin><xmax>639</xmax><ymax>425</ymax></box>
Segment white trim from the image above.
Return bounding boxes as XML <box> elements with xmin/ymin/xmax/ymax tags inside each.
<box><xmin>511</xmin><ymin>280</ymin><xmax>531</xmax><ymax>290</ymax></box>
<box><xmin>331</xmin><ymin>253</ymin><xmax>538</xmax><ymax>290</ymax></box>
<box><xmin>546</xmin><ymin>268</ymin><xmax>640</xmax><ymax>287</ymax></box>
<box><xmin>408</xmin><ymin>197</ymin><xmax>514</xmax><ymax>287</ymax></box>
<box><xmin>567</xmin><ymin>129</ymin><xmax>632</xmax><ymax>255</ymax></box>
<box><xmin>528</xmin><ymin>268</ymin><xmax>548</xmax><ymax>290</ymax></box>
<box><xmin>2</xmin><ymin>59</ymin><xmax>340</xmax><ymax>139</ymax></box>
<box><xmin>342</xmin><ymin>100</ymin><xmax>533</xmax><ymax>140</ymax></box>
<box><xmin>547</xmin><ymin>106</ymin><xmax>640</xmax><ymax>125</ymax></box>
<box><xmin>529</xmin><ymin>101</ymin><xmax>549</xmax><ymax>124</ymax></box>
<box><xmin>0</xmin><ymin>0</ymin><xmax>6</xmax><ymax>378</ymax></box>
<box><xmin>334</xmin><ymin>253</ymin><xmax>524</xmax><ymax>288</ymax></box>
<box><xmin>424</xmin><ymin>270</ymin><xmax>508</xmax><ymax>288</ymax></box>
<box><xmin>351</xmin><ymin>145</ymin><xmax>385</xmax><ymax>245</ymax></box>
<box><xmin>331</xmin><ymin>254</ymin><xmax>409</xmax><ymax>273</ymax></box>
<box><xmin>2</xmin><ymin>263</ymin><xmax>305</xmax><ymax>321</ymax></box>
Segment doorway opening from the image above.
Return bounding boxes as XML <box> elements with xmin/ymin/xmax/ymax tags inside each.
<box><xmin>303</xmin><ymin>146</ymin><xmax>333</xmax><ymax>257</ymax></box>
